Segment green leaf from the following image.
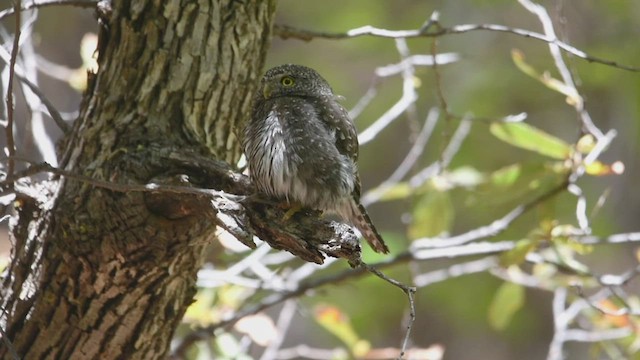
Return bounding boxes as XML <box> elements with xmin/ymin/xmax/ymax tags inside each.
<box><xmin>408</xmin><ymin>190</ymin><xmax>454</xmax><ymax>238</ymax></box>
<box><xmin>550</xmin><ymin>225</ymin><xmax>594</xmax><ymax>256</ymax></box>
<box><xmin>471</xmin><ymin>162</ymin><xmax>567</xmax><ymax>209</ymax></box>
<box><xmin>488</xmin><ymin>282</ymin><xmax>525</xmax><ymax>331</ymax></box>
<box><xmin>499</xmin><ymin>239</ymin><xmax>538</xmax><ymax>267</ymax></box>
<box><xmin>490</xmin><ymin>163</ymin><xmax>522</xmax><ymax>187</ymax></box>
<box><xmin>373</xmin><ymin>181</ymin><xmax>413</xmax><ymax>201</ymax></box>
<box><xmin>490</xmin><ymin>122</ymin><xmax>572</xmax><ymax>159</ymax></box>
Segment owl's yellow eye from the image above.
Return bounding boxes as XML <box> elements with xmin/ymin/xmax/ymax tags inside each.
<box><xmin>281</xmin><ymin>76</ymin><xmax>295</xmax><ymax>87</ymax></box>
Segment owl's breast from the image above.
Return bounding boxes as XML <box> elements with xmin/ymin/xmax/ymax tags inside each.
<box><xmin>244</xmin><ymin>99</ymin><xmax>356</xmax><ymax>210</ymax></box>
<box><xmin>244</xmin><ymin>108</ymin><xmax>292</xmax><ymax>198</ymax></box>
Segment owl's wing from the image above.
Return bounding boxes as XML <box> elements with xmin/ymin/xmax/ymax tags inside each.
<box><xmin>318</xmin><ymin>97</ymin><xmax>361</xmax><ymax>200</ymax></box>
<box><xmin>320</xmin><ymin>97</ymin><xmax>359</xmax><ymax>162</ymax></box>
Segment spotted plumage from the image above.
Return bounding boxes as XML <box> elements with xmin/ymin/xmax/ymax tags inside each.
<box><xmin>243</xmin><ymin>64</ymin><xmax>389</xmax><ymax>254</ymax></box>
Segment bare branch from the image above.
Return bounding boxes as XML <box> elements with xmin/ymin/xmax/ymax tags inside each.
<box><xmin>259</xmin><ymin>300</ymin><xmax>297</xmax><ymax>360</ymax></box>
<box><xmin>547</xmin><ymin>287</ymin><xmax>569</xmax><ymax>360</ymax></box>
<box><xmin>4</xmin><ymin>0</ymin><xmax>21</xmax><ymax>184</ymax></box>
<box><xmin>412</xmin><ymin>177</ymin><xmax>569</xmax><ymax>249</ymax></box>
<box><xmin>356</xmin><ymin>261</ymin><xmax>416</xmax><ymax>360</ymax></box>
<box><xmin>274</xmin><ymin>22</ymin><xmax>640</xmax><ymax>72</ymax></box>
<box><xmin>358</xmin><ymin>38</ymin><xmax>419</xmax><ymax>145</ymax></box>
<box><xmin>362</xmin><ymin>108</ymin><xmax>439</xmax><ymax>206</ymax></box>
<box><xmin>581</xmin><ymin>232</ymin><xmax>640</xmax><ymax>245</ymax></box>
<box><xmin>573</xmin><ymin>284</ymin><xmax>640</xmax><ymax>317</ymax></box>
<box><xmin>549</xmin><ymin>290</ymin><xmax>632</xmax><ymax>360</ymax></box>
<box><xmin>0</xmin><ymin>0</ymin><xmax>96</xmax><ymax>20</ymax></box>
<box><xmin>517</xmin><ymin>0</ymin><xmax>605</xmax><ymax>139</ymax></box>
<box><xmin>374</xmin><ymin>53</ymin><xmax>459</xmax><ymax>77</ymax></box>
<box><xmin>0</xmin><ymin>308</ymin><xmax>20</xmax><ymax>360</ymax></box>
<box><xmin>0</xmin><ymin>37</ymin><xmax>70</xmax><ymax>134</ymax></box>
<box><xmin>409</xmin><ymin>116</ymin><xmax>472</xmax><ymax>189</ymax></box>
<box><xmin>413</xmin><ymin>256</ymin><xmax>498</xmax><ymax>287</ymax></box>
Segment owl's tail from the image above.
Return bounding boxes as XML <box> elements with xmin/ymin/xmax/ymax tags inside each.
<box><xmin>349</xmin><ymin>200</ymin><xmax>389</xmax><ymax>254</ymax></box>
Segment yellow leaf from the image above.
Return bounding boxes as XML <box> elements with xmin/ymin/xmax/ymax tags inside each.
<box><xmin>491</xmin><ymin>163</ymin><xmax>522</xmax><ymax>187</ymax></box>
<box><xmin>69</xmin><ymin>33</ymin><xmax>99</xmax><ymax>91</ymax></box>
<box><xmin>315</xmin><ymin>305</ymin><xmax>370</xmax><ymax>356</ymax></box>
<box><xmin>511</xmin><ymin>49</ymin><xmax>582</xmax><ymax>106</ymax></box>
<box><xmin>585</xmin><ymin>160</ymin><xmax>625</xmax><ymax>176</ymax></box>
<box><xmin>184</xmin><ymin>289</ymin><xmax>217</xmax><ymax>326</ymax></box>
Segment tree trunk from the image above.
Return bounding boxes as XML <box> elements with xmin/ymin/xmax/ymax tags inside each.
<box><xmin>1</xmin><ymin>1</ymin><xmax>276</xmax><ymax>358</ymax></box>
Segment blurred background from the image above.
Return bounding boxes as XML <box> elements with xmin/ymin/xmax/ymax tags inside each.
<box><xmin>1</xmin><ymin>1</ymin><xmax>639</xmax><ymax>359</ymax></box>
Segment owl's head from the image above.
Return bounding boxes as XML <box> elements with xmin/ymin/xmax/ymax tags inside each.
<box><xmin>259</xmin><ymin>64</ymin><xmax>335</xmax><ymax>100</ymax></box>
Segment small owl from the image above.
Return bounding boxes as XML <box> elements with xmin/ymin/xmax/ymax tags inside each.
<box><xmin>243</xmin><ymin>64</ymin><xmax>389</xmax><ymax>254</ymax></box>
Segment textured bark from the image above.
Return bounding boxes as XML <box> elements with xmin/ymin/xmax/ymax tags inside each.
<box><xmin>0</xmin><ymin>1</ymin><xmax>276</xmax><ymax>359</ymax></box>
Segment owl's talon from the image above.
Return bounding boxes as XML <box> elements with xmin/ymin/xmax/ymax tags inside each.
<box><xmin>282</xmin><ymin>203</ymin><xmax>303</xmax><ymax>221</ymax></box>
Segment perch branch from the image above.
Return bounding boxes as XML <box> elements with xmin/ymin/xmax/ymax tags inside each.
<box><xmin>1</xmin><ymin>151</ymin><xmax>361</xmax><ymax>265</ymax></box>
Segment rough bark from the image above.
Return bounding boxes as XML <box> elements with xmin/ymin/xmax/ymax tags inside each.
<box><xmin>0</xmin><ymin>1</ymin><xmax>276</xmax><ymax>359</ymax></box>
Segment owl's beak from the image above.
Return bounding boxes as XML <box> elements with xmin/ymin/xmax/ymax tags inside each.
<box><xmin>262</xmin><ymin>83</ymin><xmax>273</xmax><ymax>99</ymax></box>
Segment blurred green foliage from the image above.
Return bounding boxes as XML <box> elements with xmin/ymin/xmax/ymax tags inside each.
<box><xmin>261</xmin><ymin>1</ymin><xmax>640</xmax><ymax>359</ymax></box>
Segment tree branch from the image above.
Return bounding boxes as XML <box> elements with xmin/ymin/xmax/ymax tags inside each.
<box><xmin>2</xmin><ymin>150</ymin><xmax>362</xmax><ymax>265</ymax></box>
<box><xmin>0</xmin><ymin>0</ymin><xmax>96</xmax><ymax>20</ymax></box>
<box><xmin>0</xmin><ymin>30</ymin><xmax>70</xmax><ymax>134</ymax></box>
<box><xmin>273</xmin><ymin>22</ymin><xmax>640</xmax><ymax>72</ymax></box>
<box><xmin>4</xmin><ymin>0</ymin><xmax>21</xmax><ymax>184</ymax></box>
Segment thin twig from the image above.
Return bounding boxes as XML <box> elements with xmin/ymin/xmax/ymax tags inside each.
<box><xmin>573</xmin><ymin>284</ymin><xmax>640</xmax><ymax>317</ymax></box>
<box><xmin>517</xmin><ymin>0</ymin><xmax>604</xmax><ymax>139</ymax></box>
<box><xmin>0</xmin><ymin>0</ymin><xmax>97</xmax><ymax>20</ymax></box>
<box><xmin>408</xmin><ymin>117</ymin><xmax>472</xmax><ymax>188</ymax></box>
<box><xmin>547</xmin><ymin>287</ymin><xmax>568</xmax><ymax>360</ymax></box>
<box><xmin>274</xmin><ymin>23</ymin><xmax>640</xmax><ymax>72</ymax></box>
<box><xmin>19</xmin><ymin>71</ymin><xmax>69</xmax><ymax>134</ymax></box>
<box><xmin>356</xmin><ymin>261</ymin><xmax>416</xmax><ymax>360</ymax></box>
<box><xmin>4</xmin><ymin>0</ymin><xmax>21</xmax><ymax>184</ymax></box>
<box><xmin>358</xmin><ymin>39</ymin><xmax>419</xmax><ymax>145</ymax></box>
<box><xmin>349</xmin><ymin>53</ymin><xmax>457</xmax><ymax>122</ymax></box>
<box><xmin>412</xmin><ymin>176</ymin><xmax>569</xmax><ymax>249</ymax></box>
<box><xmin>0</xmin><ymin>160</ymin><xmax>245</xmax><ymax>202</ymax></box>
<box><xmin>0</xmin><ymin>306</ymin><xmax>20</xmax><ymax>360</ymax></box>
<box><xmin>259</xmin><ymin>300</ymin><xmax>298</xmax><ymax>360</ymax></box>
<box><xmin>374</xmin><ymin>53</ymin><xmax>459</xmax><ymax>77</ymax></box>
<box><xmin>362</xmin><ymin>108</ymin><xmax>439</xmax><ymax>206</ymax></box>
<box><xmin>0</xmin><ymin>40</ymin><xmax>70</xmax><ymax>133</ymax></box>
<box><xmin>430</xmin><ymin>29</ymin><xmax>451</xmax><ymax>130</ymax></box>
<box><xmin>413</xmin><ymin>256</ymin><xmax>498</xmax><ymax>287</ymax></box>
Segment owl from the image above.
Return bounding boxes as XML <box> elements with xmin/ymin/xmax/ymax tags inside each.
<box><xmin>243</xmin><ymin>64</ymin><xmax>389</xmax><ymax>254</ymax></box>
